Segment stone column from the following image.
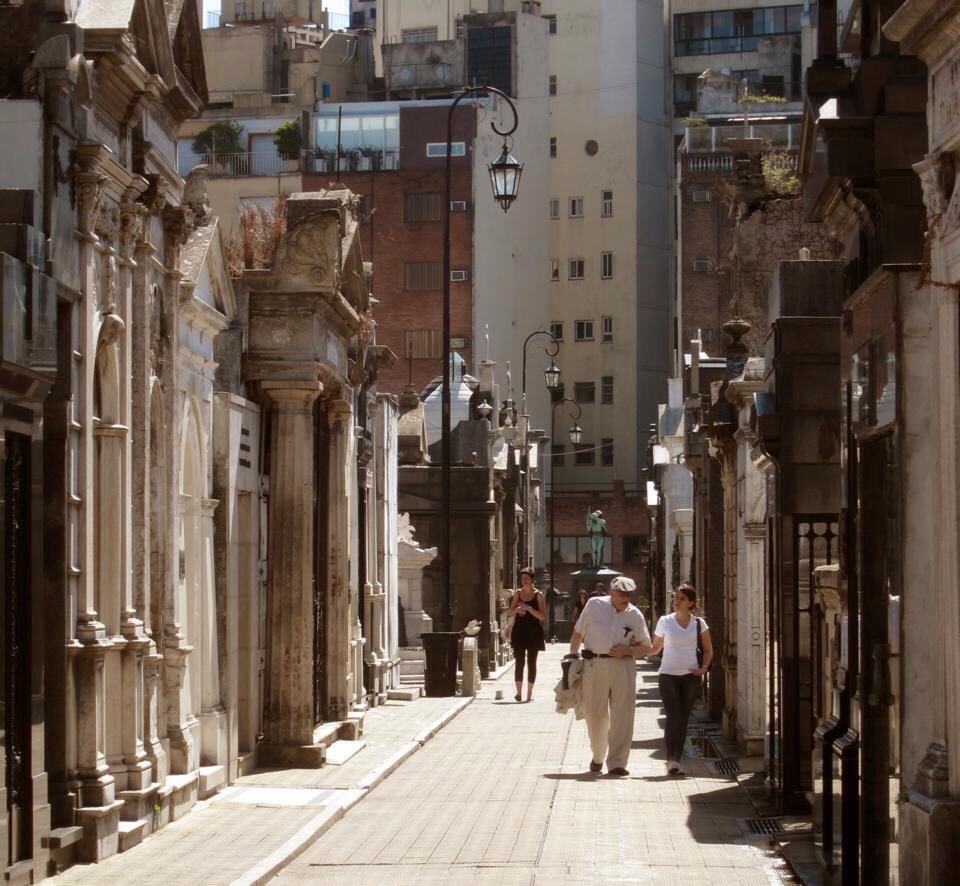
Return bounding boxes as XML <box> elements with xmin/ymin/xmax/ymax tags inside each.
<box><xmin>262</xmin><ymin>384</ymin><xmax>322</xmax><ymax>757</ymax></box>
<box><xmin>737</xmin><ymin>523</ymin><xmax>766</xmax><ymax>754</ymax></box>
<box><xmin>199</xmin><ymin>497</ymin><xmax>226</xmax><ymax>765</ymax></box>
<box><xmin>717</xmin><ymin>440</ymin><xmax>738</xmax><ymax>741</ymax></box>
<box><xmin>326</xmin><ymin>400</ymin><xmax>354</xmax><ymax>721</ymax></box>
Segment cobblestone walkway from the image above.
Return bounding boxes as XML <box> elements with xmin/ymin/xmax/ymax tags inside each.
<box><xmin>274</xmin><ymin>647</ymin><xmax>797</xmax><ymax>885</ymax></box>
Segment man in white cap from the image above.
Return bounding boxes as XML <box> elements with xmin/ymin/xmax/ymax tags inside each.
<box><xmin>569</xmin><ymin>576</ymin><xmax>652</xmax><ymax>776</ymax></box>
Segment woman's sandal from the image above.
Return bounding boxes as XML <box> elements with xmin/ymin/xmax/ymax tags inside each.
<box><xmin>514</xmin><ymin>693</ymin><xmax>522</xmax><ymax>702</ymax></box>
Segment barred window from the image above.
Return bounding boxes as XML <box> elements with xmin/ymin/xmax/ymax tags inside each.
<box><xmin>403</xmin><ymin>329</ymin><xmax>441</xmax><ymax>359</ymax></box>
<box><xmin>552</xmin><ymin>443</ymin><xmax>565</xmax><ymax>466</ymax></box>
<box><xmin>601</xmin><ymin>438</ymin><xmax>614</xmax><ymax>466</ymax></box>
<box><xmin>404</xmin><ymin>192</ymin><xmax>441</xmax><ymax>222</ymax></box>
<box><xmin>404</xmin><ymin>261</ymin><xmax>442</xmax><ymax>290</ymax></box>
<box><xmin>574</xmin><ymin>444</ymin><xmax>595</xmax><ymax>466</ymax></box>
<box><xmin>601</xmin><ymin>375</ymin><xmax>614</xmax><ymax>404</ymax></box>
<box><xmin>573</xmin><ymin>381</ymin><xmax>595</xmax><ymax>403</ymax></box>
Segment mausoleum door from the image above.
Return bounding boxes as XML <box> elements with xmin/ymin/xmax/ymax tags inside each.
<box><xmin>856</xmin><ymin>432</ymin><xmax>900</xmax><ymax>884</ymax></box>
<box><xmin>1</xmin><ymin>430</ymin><xmax>33</xmax><ymax>864</ymax></box>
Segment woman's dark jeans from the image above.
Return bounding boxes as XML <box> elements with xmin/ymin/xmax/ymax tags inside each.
<box><xmin>514</xmin><ymin>647</ymin><xmax>539</xmax><ymax>684</ymax></box>
<box><xmin>658</xmin><ymin>673</ymin><xmax>701</xmax><ymax>760</ymax></box>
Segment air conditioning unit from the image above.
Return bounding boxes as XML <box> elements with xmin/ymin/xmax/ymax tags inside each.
<box><xmin>451</xmin><ymin>336</ymin><xmax>467</xmax><ymax>348</ymax></box>
<box><xmin>450</xmin><ymin>270</ymin><xmax>468</xmax><ymax>282</ymax></box>
<box><xmin>693</xmin><ymin>259</ymin><xmax>712</xmax><ymax>272</ymax></box>
<box><xmin>691</xmin><ymin>189</ymin><xmax>712</xmax><ymax>202</ymax></box>
<box><xmin>450</xmin><ymin>200</ymin><xmax>468</xmax><ymax>211</ymax></box>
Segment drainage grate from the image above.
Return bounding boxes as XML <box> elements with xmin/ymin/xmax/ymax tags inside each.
<box><xmin>745</xmin><ymin>817</ymin><xmax>783</xmax><ymax>836</ymax></box>
<box><xmin>713</xmin><ymin>758</ymin><xmax>741</xmax><ymax>775</ymax></box>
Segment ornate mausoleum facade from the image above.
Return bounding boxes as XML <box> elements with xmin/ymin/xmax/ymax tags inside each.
<box><xmin>0</xmin><ymin>1</ymin><xmax>399</xmax><ymax>875</ymax></box>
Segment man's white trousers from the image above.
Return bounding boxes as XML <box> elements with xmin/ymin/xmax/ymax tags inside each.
<box><xmin>581</xmin><ymin>657</ymin><xmax>636</xmax><ymax>769</ymax></box>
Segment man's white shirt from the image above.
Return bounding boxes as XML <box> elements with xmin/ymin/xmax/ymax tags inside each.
<box><xmin>574</xmin><ymin>596</ymin><xmax>650</xmax><ymax>655</ymax></box>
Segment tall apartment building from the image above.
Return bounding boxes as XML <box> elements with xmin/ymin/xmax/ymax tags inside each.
<box><xmin>669</xmin><ymin>1</ymin><xmax>808</xmax><ymax>364</ymax></box>
<box><xmin>374</xmin><ymin>1</ymin><xmax>672</xmax><ymax>595</ymax></box>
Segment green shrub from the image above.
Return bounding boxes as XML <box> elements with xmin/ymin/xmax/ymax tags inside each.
<box><xmin>191</xmin><ymin>120</ymin><xmax>245</xmax><ymax>158</ymax></box>
<box><xmin>273</xmin><ymin>120</ymin><xmax>301</xmax><ymax>160</ymax></box>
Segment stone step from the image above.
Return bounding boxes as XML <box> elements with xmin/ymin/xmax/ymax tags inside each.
<box><xmin>166</xmin><ymin>772</ymin><xmax>198</xmax><ymax>822</ymax></box>
<box><xmin>198</xmin><ymin>765</ymin><xmax>226</xmax><ymax>799</ymax></box>
<box><xmin>323</xmin><ymin>739</ymin><xmax>366</xmax><ymax>765</ymax></box>
<box><xmin>400</xmin><ymin>660</ymin><xmax>425</xmax><ymax>676</ymax></box>
<box><xmin>387</xmin><ymin>686</ymin><xmax>422</xmax><ymax>701</ymax></box>
<box><xmin>117</xmin><ymin>819</ymin><xmax>146</xmax><ymax>853</ymax></box>
<box><xmin>398</xmin><ymin>647</ymin><xmax>426</xmax><ymax>661</ymax></box>
<box><xmin>41</xmin><ymin>826</ymin><xmax>83</xmax><ymax>850</ymax></box>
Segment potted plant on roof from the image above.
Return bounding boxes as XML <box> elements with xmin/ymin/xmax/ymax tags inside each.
<box><xmin>273</xmin><ymin>120</ymin><xmax>302</xmax><ymax>172</ymax></box>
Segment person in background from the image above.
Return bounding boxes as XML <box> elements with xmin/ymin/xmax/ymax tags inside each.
<box><xmin>570</xmin><ymin>588</ymin><xmax>590</xmax><ymax>626</ymax></box>
<box><xmin>589</xmin><ymin>581</ymin><xmax>606</xmax><ymax>599</ymax></box>
<box><xmin>569</xmin><ymin>576</ymin><xmax>653</xmax><ymax>776</ymax></box>
<box><xmin>647</xmin><ymin>582</ymin><xmax>713</xmax><ymax>776</ymax></box>
<box><xmin>509</xmin><ymin>566</ymin><xmax>546</xmax><ymax>702</ymax></box>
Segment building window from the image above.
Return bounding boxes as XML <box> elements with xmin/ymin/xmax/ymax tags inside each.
<box><xmin>404</xmin><ymin>262</ymin><xmax>441</xmax><ymax>290</ymax></box>
<box><xmin>402</xmin><ymin>26</ymin><xmax>438</xmax><ymax>43</ymax></box>
<box><xmin>601</xmin><ymin>315</ymin><xmax>613</xmax><ymax>342</ymax></box>
<box><xmin>550</xmin><ymin>259</ymin><xmax>559</xmax><ymax>281</ymax></box>
<box><xmin>673</xmin><ymin>74</ymin><xmax>699</xmax><ymax>117</ymax></box>
<box><xmin>467</xmin><ymin>26</ymin><xmax>513</xmax><ymax>96</ymax></box>
<box><xmin>568</xmin><ymin>259</ymin><xmax>584</xmax><ymax>280</ymax></box>
<box><xmin>544</xmin><ymin>14</ymin><xmax>557</xmax><ymax>35</ymax></box>
<box><xmin>601</xmin><ymin>375</ymin><xmax>613</xmax><ymax>404</ymax></box>
<box><xmin>552</xmin><ymin>443</ymin><xmax>565</xmax><ymax>466</ymax></box>
<box><xmin>403</xmin><ymin>192</ymin><xmax>441</xmax><ymax>222</ymax></box>
<box><xmin>425</xmin><ymin>142</ymin><xmax>466</xmax><ymax>158</ymax></box>
<box><xmin>575</xmin><ymin>319</ymin><xmax>594</xmax><ymax>341</ymax></box>
<box><xmin>573</xmin><ymin>381</ymin><xmax>595</xmax><ymax>403</ymax></box>
<box><xmin>601</xmin><ymin>189</ymin><xmax>614</xmax><ymax>217</ymax></box>
<box><xmin>550</xmin><ymin>136</ymin><xmax>557</xmax><ymax>158</ymax></box>
<box><xmin>263</xmin><ymin>0</ymin><xmax>274</xmax><ymax>17</ymax></box>
<box><xmin>550</xmin><ymin>321</ymin><xmax>563</xmax><ymax>341</ymax></box>
<box><xmin>623</xmin><ymin>535</ymin><xmax>642</xmax><ymax>564</ymax></box>
<box><xmin>403</xmin><ymin>329</ymin><xmax>441</xmax><ymax>359</ymax></box>
<box><xmin>569</xmin><ymin>196</ymin><xmax>584</xmax><ymax>218</ymax></box>
<box><xmin>549</xmin><ymin>198</ymin><xmax>560</xmax><ymax>219</ymax></box>
<box><xmin>600</xmin><ymin>251</ymin><xmax>613</xmax><ymax>279</ymax></box>
<box><xmin>674</xmin><ymin>6</ymin><xmax>802</xmax><ymax>57</ymax></box>
<box><xmin>601</xmin><ymin>438</ymin><xmax>614</xmax><ymax>466</ymax></box>
<box><xmin>574</xmin><ymin>444</ymin><xmax>595</xmax><ymax>466</ymax></box>
<box><xmin>549</xmin><ymin>75</ymin><xmax>557</xmax><ymax>96</ymax></box>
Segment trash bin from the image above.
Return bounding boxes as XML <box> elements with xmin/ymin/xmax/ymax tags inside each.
<box><xmin>421</xmin><ymin>632</ymin><xmax>460</xmax><ymax>697</ymax></box>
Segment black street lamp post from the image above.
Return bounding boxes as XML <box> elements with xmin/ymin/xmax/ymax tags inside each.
<box><xmin>518</xmin><ymin>330</ymin><xmax>560</xmax><ymax>570</ymax></box>
<box><xmin>548</xmin><ymin>398</ymin><xmax>583</xmax><ymax>619</ymax></box>
<box><xmin>440</xmin><ymin>86</ymin><xmax>522</xmax><ymax>631</ymax></box>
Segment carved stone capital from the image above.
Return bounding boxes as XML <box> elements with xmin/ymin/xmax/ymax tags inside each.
<box><xmin>914</xmin><ymin>152</ymin><xmax>956</xmax><ymax>229</ymax></box>
<box><xmin>76</xmin><ymin>171</ymin><xmax>107</xmax><ymax>239</ymax></box>
<box><xmin>95</xmin><ymin>201</ymin><xmax>120</xmax><ymax>245</ymax></box>
<box><xmin>118</xmin><ymin>196</ymin><xmax>146</xmax><ymax>262</ymax></box>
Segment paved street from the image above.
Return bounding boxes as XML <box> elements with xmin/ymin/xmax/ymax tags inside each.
<box><xmin>51</xmin><ymin>647</ymin><xmax>797</xmax><ymax>886</ymax></box>
<box><xmin>274</xmin><ymin>647</ymin><xmax>796</xmax><ymax>886</ymax></box>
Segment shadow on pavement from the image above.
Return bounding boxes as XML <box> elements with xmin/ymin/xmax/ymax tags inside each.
<box><xmin>542</xmin><ymin>772</ymin><xmax>603</xmax><ymax>782</ymax></box>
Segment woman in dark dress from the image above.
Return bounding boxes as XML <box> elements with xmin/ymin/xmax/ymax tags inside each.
<box><xmin>509</xmin><ymin>566</ymin><xmax>546</xmax><ymax>702</ymax></box>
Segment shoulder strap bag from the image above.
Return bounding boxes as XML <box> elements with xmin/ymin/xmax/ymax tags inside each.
<box><xmin>695</xmin><ymin>616</ymin><xmax>704</xmax><ymax>668</ymax></box>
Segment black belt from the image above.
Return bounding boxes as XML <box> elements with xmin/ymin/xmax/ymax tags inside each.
<box><xmin>582</xmin><ymin>650</ymin><xmax>611</xmax><ymax>659</ymax></box>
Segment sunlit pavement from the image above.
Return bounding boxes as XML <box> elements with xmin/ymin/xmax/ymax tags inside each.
<box><xmin>274</xmin><ymin>646</ymin><xmax>799</xmax><ymax>885</ymax></box>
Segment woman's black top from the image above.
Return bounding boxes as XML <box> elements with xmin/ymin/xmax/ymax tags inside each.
<box><xmin>511</xmin><ymin>590</ymin><xmax>545</xmax><ymax>652</ymax></box>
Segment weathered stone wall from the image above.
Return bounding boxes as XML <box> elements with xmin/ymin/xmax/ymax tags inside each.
<box><xmin>732</xmin><ymin>198</ymin><xmax>842</xmax><ymax>354</ymax></box>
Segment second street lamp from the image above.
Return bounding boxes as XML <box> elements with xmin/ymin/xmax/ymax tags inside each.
<box><xmin>518</xmin><ymin>330</ymin><xmax>560</xmax><ymax>572</ymax></box>
<box><xmin>440</xmin><ymin>86</ymin><xmax>521</xmax><ymax>632</ymax></box>
<box><xmin>548</xmin><ymin>397</ymin><xmax>584</xmax><ymax>632</ymax></box>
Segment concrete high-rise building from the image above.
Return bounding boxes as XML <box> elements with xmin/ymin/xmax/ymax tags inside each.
<box><xmin>375</xmin><ymin>1</ymin><xmax>672</xmax><ymax>594</ymax></box>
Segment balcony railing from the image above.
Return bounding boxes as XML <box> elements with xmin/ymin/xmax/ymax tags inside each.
<box><xmin>1</xmin><ymin>253</ymin><xmax>57</xmax><ymax>374</ymax></box>
<box><xmin>683</xmin><ymin>122</ymin><xmax>800</xmax><ymax>153</ymax></box>
<box><xmin>178</xmin><ymin>152</ymin><xmax>301</xmax><ymax>178</ymax></box>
